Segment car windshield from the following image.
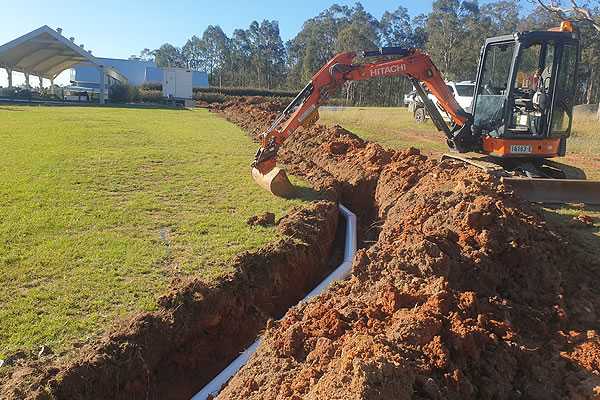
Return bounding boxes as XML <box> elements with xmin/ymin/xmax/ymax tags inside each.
<box><xmin>455</xmin><ymin>84</ymin><xmax>474</xmax><ymax>97</ymax></box>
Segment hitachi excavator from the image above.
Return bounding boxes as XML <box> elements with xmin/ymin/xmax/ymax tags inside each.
<box><xmin>252</xmin><ymin>22</ymin><xmax>600</xmax><ymax>204</ymax></box>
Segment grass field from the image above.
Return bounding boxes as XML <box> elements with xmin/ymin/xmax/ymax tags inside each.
<box><xmin>320</xmin><ymin>106</ymin><xmax>600</xmax><ymax>248</ymax></box>
<box><xmin>569</xmin><ymin>110</ymin><xmax>600</xmax><ymax>159</ymax></box>
<box><xmin>0</xmin><ymin>105</ymin><xmax>311</xmax><ymax>360</ymax></box>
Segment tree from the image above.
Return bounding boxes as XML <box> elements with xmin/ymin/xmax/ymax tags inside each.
<box><xmin>426</xmin><ymin>0</ymin><xmax>482</xmax><ymax>81</ymax></box>
<box><xmin>380</xmin><ymin>6</ymin><xmax>427</xmax><ymax>48</ymax></box>
<box><xmin>533</xmin><ymin>0</ymin><xmax>600</xmax><ymax>118</ymax></box>
<box><xmin>482</xmin><ymin>0</ymin><xmax>520</xmax><ymax>34</ymax></box>
<box><xmin>230</xmin><ymin>29</ymin><xmax>254</xmax><ymax>87</ymax></box>
<box><xmin>534</xmin><ymin>0</ymin><xmax>600</xmax><ymax>30</ymax></box>
<box><xmin>202</xmin><ymin>25</ymin><xmax>230</xmax><ymax>87</ymax></box>
<box><xmin>153</xmin><ymin>44</ymin><xmax>185</xmax><ymax>68</ymax></box>
<box><xmin>139</xmin><ymin>48</ymin><xmax>154</xmax><ymax>62</ymax></box>
<box><xmin>137</xmin><ymin>0</ymin><xmax>600</xmax><ymax>108</ymax></box>
<box><xmin>182</xmin><ymin>36</ymin><xmax>206</xmax><ymax>70</ymax></box>
<box><xmin>335</xmin><ymin>21</ymin><xmax>378</xmax><ymax>52</ymax></box>
<box><xmin>245</xmin><ymin>20</ymin><xmax>287</xmax><ymax>89</ymax></box>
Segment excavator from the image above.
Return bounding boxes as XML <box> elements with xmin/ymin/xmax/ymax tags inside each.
<box><xmin>251</xmin><ymin>22</ymin><xmax>600</xmax><ymax>204</ymax></box>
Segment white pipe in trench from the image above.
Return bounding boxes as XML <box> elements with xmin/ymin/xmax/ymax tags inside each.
<box><xmin>191</xmin><ymin>204</ymin><xmax>357</xmax><ymax>400</ymax></box>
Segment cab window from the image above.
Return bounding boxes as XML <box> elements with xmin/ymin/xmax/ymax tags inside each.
<box><xmin>552</xmin><ymin>44</ymin><xmax>577</xmax><ymax>133</ymax></box>
<box><xmin>473</xmin><ymin>42</ymin><xmax>515</xmax><ymax>133</ymax></box>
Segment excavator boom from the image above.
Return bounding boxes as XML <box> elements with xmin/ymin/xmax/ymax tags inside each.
<box><xmin>251</xmin><ymin>48</ymin><xmax>474</xmax><ymax>196</ymax></box>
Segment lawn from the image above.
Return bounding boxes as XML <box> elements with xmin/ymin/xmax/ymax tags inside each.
<box><xmin>320</xmin><ymin>106</ymin><xmax>600</xmax><ymax>252</ymax></box>
<box><xmin>0</xmin><ymin>105</ymin><xmax>311</xmax><ymax>360</ymax></box>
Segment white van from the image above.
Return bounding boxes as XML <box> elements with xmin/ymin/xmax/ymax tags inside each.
<box><xmin>411</xmin><ymin>81</ymin><xmax>475</xmax><ymax>123</ymax></box>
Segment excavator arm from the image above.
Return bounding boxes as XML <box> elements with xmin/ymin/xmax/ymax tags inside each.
<box><xmin>252</xmin><ymin>47</ymin><xmax>475</xmax><ymax>196</ymax></box>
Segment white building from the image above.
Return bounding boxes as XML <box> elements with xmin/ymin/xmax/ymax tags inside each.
<box><xmin>70</xmin><ymin>58</ymin><xmax>209</xmax><ymax>93</ymax></box>
<box><xmin>0</xmin><ymin>25</ymin><xmax>209</xmax><ymax>103</ymax></box>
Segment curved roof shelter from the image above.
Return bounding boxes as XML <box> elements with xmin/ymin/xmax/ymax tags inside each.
<box><xmin>0</xmin><ymin>25</ymin><xmax>127</xmax><ymax>102</ymax></box>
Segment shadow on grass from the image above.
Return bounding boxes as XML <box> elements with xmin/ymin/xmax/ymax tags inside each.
<box><xmin>0</xmin><ymin>99</ymin><xmax>193</xmax><ymax>111</ymax></box>
<box><xmin>542</xmin><ymin>204</ymin><xmax>600</xmax><ymax>259</ymax></box>
<box><xmin>292</xmin><ymin>185</ymin><xmax>326</xmax><ymax>202</ymax></box>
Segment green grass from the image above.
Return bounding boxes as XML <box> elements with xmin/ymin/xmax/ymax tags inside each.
<box><xmin>569</xmin><ymin>110</ymin><xmax>600</xmax><ymax>159</ymax></box>
<box><xmin>0</xmin><ymin>105</ymin><xmax>313</xmax><ymax>359</ymax></box>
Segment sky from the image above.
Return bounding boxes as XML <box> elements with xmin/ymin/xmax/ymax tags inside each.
<box><xmin>0</xmin><ymin>0</ymin><xmax>525</xmax><ymax>87</ymax></box>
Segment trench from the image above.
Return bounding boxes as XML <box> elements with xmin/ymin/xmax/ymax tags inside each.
<box><xmin>1</xmin><ymin>200</ymin><xmax>366</xmax><ymax>400</ymax></box>
<box><xmin>209</xmin><ymin>99</ymin><xmax>600</xmax><ymax>400</ymax></box>
<box><xmin>10</xmin><ymin>98</ymin><xmax>597</xmax><ymax>399</ymax></box>
<box><xmin>193</xmin><ymin>204</ymin><xmax>357</xmax><ymax>399</ymax></box>
<box><xmin>2</xmin><ymin>98</ymin><xmax>387</xmax><ymax>400</ymax></box>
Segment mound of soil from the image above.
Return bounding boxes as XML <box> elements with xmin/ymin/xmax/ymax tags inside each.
<box><xmin>1</xmin><ymin>202</ymin><xmax>340</xmax><ymax>400</ymax></box>
<box><xmin>213</xmin><ymin>99</ymin><xmax>600</xmax><ymax>399</ymax></box>
<box><xmin>247</xmin><ymin>212</ymin><xmax>276</xmax><ymax>227</ymax></box>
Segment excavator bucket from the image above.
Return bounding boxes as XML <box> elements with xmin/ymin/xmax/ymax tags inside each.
<box><xmin>251</xmin><ymin>165</ymin><xmax>296</xmax><ymax>198</ymax></box>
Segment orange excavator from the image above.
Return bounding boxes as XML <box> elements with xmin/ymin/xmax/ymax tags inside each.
<box><xmin>252</xmin><ymin>22</ymin><xmax>600</xmax><ymax>204</ymax></box>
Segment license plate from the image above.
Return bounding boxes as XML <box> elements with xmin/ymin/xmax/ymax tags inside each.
<box><xmin>510</xmin><ymin>144</ymin><xmax>532</xmax><ymax>154</ymax></box>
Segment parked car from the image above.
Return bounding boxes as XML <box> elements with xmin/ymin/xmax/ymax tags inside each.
<box><xmin>448</xmin><ymin>81</ymin><xmax>476</xmax><ymax>110</ymax></box>
<box><xmin>410</xmin><ymin>81</ymin><xmax>475</xmax><ymax>123</ymax></box>
<box><xmin>403</xmin><ymin>90</ymin><xmax>417</xmax><ymax>107</ymax></box>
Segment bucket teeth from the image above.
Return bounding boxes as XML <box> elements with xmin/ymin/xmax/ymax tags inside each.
<box><xmin>252</xmin><ymin>166</ymin><xmax>296</xmax><ymax>198</ymax></box>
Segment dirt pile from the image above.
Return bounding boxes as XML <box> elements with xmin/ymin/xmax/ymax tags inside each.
<box><xmin>213</xmin><ymin>99</ymin><xmax>600</xmax><ymax>399</ymax></box>
<box><xmin>1</xmin><ymin>202</ymin><xmax>340</xmax><ymax>400</ymax></box>
<box><xmin>247</xmin><ymin>212</ymin><xmax>276</xmax><ymax>227</ymax></box>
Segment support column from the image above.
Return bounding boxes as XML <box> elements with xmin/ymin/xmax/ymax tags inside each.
<box><xmin>50</xmin><ymin>78</ymin><xmax>54</xmax><ymax>95</ymax></box>
<box><xmin>98</xmin><ymin>66</ymin><xmax>105</xmax><ymax>105</ymax></box>
<box><xmin>25</xmin><ymin>73</ymin><xmax>30</xmax><ymax>89</ymax></box>
<box><xmin>7</xmin><ymin>68</ymin><xmax>12</xmax><ymax>88</ymax></box>
<box><xmin>38</xmin><ymin>76</ymin><xmax>43</xmax><ymax>89</ymax></box>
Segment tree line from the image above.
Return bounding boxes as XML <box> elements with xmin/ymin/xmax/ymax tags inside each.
<box><xmin>138</xmin><ymin>0</ymin><xmax>600</xmax><ymax>107</ymax></box>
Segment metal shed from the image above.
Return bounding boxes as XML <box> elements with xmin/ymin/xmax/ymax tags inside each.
<box><xmin>0</xmin><ymin>25</ymin><xmax>127</xmax><ymax>103</ymax></box>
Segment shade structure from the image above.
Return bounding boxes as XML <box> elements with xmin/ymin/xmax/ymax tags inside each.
<box><xmin>0</xmin><ymin>25</ymin><xmax>126</xmax><ymax>83</ymax></box>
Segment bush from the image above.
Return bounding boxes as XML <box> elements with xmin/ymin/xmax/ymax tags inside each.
<box><xmin>193</xmin><ymin>93</ymin><xmax>228</xmax><ymax>103</ymax></box>
<box><xmin>193</xmin><ymin>87</ymin><xmax>298</xmax><ymax>98</ymax></box>
<box><xmin>138</xmin><ymin>89</ymin><xmax>163</xmax><ymax>103</ymax></box>
<box><xmin>109</xmin><ymin>83</ymin><xmax>140</xmax><ymax>103</ymax></box>
<box><xmin>140</xmin><ymin>83</ymin><xmax>162</xmax><ymax>91</ymax></box>
<box><xmin>0</xmin><ymin>87</ymin><xmax>33</xmax><ymax>99</ymax></box>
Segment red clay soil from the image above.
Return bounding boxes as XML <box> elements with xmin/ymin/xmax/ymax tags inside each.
<box><xmin>212</xmin><ymin>98</ymin><xmax>600</xmax><ymax>399</ymax></box>
<box><xmin>1</xmin><ymin>202</ymin><xmax>340</xmax><ymax>400</ymax></box>
<box><xmin>247</xmin><ymin>212</ymin><xmax>277</xmax><ymax>227</ymax></box>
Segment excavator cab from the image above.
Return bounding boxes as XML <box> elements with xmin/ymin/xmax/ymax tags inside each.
<box><xmin>471</xmin><ymin>25</ymin><xmax>580</xmax><ymax>159</ymax></box>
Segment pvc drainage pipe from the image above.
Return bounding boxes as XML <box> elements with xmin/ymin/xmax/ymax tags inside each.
<box><xmin>191</xmin><ymin>204</ymin><xmax>357</xmax><ymax>400</ymax></box>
